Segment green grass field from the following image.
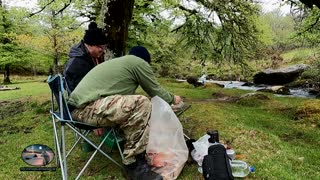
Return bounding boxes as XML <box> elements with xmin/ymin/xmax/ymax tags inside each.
<box><xmin>282</xmin><ymin>48</ymin><xmax>319</xmax><ymax>65</ymax></box>
<box><xmin>0</xmin><ymin>76</ymin><xmax>319</xmax><ymax>180</ymax></box>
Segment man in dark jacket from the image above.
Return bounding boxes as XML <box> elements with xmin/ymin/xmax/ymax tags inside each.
<box><xmin>63</xmin><ymin>22</ymin><xmax>107</xmax><ymax>93</ymax></box>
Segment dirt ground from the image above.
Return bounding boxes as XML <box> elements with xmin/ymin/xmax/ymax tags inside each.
<box><xmin>0</xmin><ymin>100</ymin><xmax>26</xmax><ymax>119</ymax></box>
<box><xmin>0</xmin><ymin>100</ymin><xmax>34</xmax><ymax>135</ymax></box>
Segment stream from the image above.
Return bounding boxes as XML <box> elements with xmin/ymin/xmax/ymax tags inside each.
<box><xmin>205</xmin><ymin>80</ymin><xmax>317</xmax><ymax>98</ymax></box>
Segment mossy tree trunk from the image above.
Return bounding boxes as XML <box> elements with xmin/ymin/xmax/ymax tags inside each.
<box><xmin>103</xmin><ymin>0</ymin><xmax>134</xmax><ymax>57</ymax></box>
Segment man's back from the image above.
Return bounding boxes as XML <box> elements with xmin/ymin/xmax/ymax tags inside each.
<box><xmin>68</xmin><ymin>55</ymin><xmax>174</xmax><ymax>108</ymax></box>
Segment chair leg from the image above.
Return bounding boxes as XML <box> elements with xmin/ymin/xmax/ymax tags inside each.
<box><xmin>66</xmin><ymin>130</ymin><xmax>91</xmax><ymax>158</ymax></box>
<box><xmin>52</xmin><ymin>117</ymin><xmax>67</xmax><ymax>180</ymax></box>
<box><xmin>67</xmin><ymin>124</ymin><xmax>123</xmax><ymax>167</ymax></box>
<box><xmin>61</xmin><ymin>125</ymin><xmax>68</xmax><ymax>180</ymax></box>
<box><xmin>55</xmin><ymin>122</ymin><xmax>124</xmax><ymax>179</ymax></box>
<box><xmin>53</xmin><ymin>123</ymin><xmax>59</xmax><ymax>168</ymax></box>
<box><xmin>113</xmin><ymin>129</ymin><xmax>124</xmax><ymax>161</ymax></box>
<box><xmin>75</xmin><ymin>129</ymin><xmax>122</xmax><ymax>180</ymax></box>
<box><xmin>75</xmin><ymin>147</ymin><xmax>99</xmax><ymax>180</ymax></box>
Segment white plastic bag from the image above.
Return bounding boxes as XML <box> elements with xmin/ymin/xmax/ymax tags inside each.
<box><xmin>146</xmin><ymin>96</ymin><xmax>189</xmax><ymax>180</ymax></box>
<box><xmin>191</xmin><ymin>134</ymin><xmax>211</xmax><ymax>166</ymax></box>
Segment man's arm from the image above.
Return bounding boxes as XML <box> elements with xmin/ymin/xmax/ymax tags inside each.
<box><xmin>133</xmin><ymin>61</ymin><xmax>181</xmax><ymax>105</ymax></box>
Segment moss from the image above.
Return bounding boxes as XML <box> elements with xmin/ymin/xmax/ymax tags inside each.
<box><xmin>236</xmin><ymin>93</ymin><xmax>270</xmax><ymax>107</ymax></box>
<box><xmin>295</xmin><ymin>100</ymin><xmax>320</xmax><ymax>125</ymax></box>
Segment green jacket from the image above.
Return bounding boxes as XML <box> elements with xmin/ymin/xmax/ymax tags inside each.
<box><xmin>68</xmin><ymin>55</ymin><xmax>174</xmax><ymax>108</ymax></box>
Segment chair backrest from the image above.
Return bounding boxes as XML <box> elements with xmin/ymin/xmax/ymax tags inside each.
<box><xmin>48</xmin><ymin>74</ymin><xmax>73</xmax><ymax>121</ymax></box>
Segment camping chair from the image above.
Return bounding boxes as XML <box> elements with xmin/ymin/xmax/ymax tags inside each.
<box><xmin>48</xmin><ymin>74</ymin><xmax>124</xmax><ymax>180</ymax></box>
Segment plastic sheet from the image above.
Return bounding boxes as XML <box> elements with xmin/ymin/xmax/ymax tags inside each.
<box><xmin>191</xmin><ymin>134</ymin><xmax>211</xmax><ymax>166</ymax></box>
<box><xmin>146</xmin><ymin>96</ymin><xmax>189</xmax><ymax>180</ymax></box>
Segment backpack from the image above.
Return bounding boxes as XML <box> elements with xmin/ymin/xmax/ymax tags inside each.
<box><xmin>202</xmin><ymin>143</ymin><xmax>234</xmax><ymax>180</ymax></box>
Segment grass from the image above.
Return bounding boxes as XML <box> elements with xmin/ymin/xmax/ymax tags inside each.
<box><xmin>282</xmin><ymin>47</ymin><xmax>319</xmax><ymax>65</ymax></box>
<box><xmin>0</xmin><ymin>75</ymin><xmax>48</xmax><ymax>101</ymax></box>
<box><xmin>1</xmin><ymin>76</ymin><xmax>320</xmax><ymax>179</ymax></box>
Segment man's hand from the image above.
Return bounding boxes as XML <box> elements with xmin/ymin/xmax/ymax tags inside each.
<box><xmin>93</xmin><ymin>128</ymin><xmax>106</xmax><ymax>136</ymax></box>
<box><xmin>174</xmin><ymin>95</ymin><xmax>183</xmax><ymax>105</ymax></box>
<box><xmin>172</xmin><ymin>95</ymin><xmax>185</xmax><ymax>112</ymax></box>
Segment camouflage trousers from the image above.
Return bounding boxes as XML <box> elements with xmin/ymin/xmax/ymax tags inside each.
<box><xmin>71</xmin><ymin>95</ymin><xmax>151</xmax><ymax>165</ymax></box>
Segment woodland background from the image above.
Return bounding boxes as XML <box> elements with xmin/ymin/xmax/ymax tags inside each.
<box><xmin>0</xmin><ymin>1</ymin><xmax>320</xmax><ymax>179</ymax></box>
<box><xmin>0</xmin><ymin>0</ymin><xmax>319</xmax><ymax>86</ymax></box>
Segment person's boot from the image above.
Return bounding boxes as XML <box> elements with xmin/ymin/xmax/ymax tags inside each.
<box><xmin>122</xmin><ymin>162</ymin><xmax>138</xmax><ymax>180</ymax></box>
<box><xmin>135</xmin><ymin>154</ymin><xmax>163</xmax><ymax>180</ymax></box>
<box><xmin>123</xmin><ymin>154</ymin><xmax>163</xmax><ymax>180</ymax></box>
<box><xmin>139</xmin><ymin>169</ymin><xmax>163</xmax><ymax>180</ymax></box>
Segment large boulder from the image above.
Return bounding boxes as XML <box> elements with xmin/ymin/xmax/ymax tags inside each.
<box><xmin>186</xmin><ymin>76</ymin><xmax>204</xmax><ymax>87</ymax></box>
<box><xmin>253</xmin><ymin>64</ymin><xmax>310</xmax><ymax>85</ymax></box>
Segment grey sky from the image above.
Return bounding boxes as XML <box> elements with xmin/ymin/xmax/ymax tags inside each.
<box><xmin>4</xmin><ymin>0</ymin><xmax>291</xmax><ymax>14</ymax></box>
<box><xmin>259</xmin><ymin>0</ymin><xmax>291</xmax><ymax>13</ymax></box>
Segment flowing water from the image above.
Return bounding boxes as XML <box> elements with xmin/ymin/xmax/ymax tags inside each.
<box><xmin>205</xmin><ymin>80</ymin><xmax>316</xmax><ymax>98</ymax></box>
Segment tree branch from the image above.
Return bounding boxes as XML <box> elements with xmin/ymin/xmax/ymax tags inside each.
<box><xmin>297</xmin><ymin>13</ymin><xmax>320</xmax><ymax>35</ymax></box>
<box><xmin>299</xmin><ymin>0</ymin><xmax>320</xmax><ymax>8</ymax></box>
<box><xmin>67</xmin><ymin>21</ymin><xmax>89</xmax><ymax>30</ymax></box>
<box><xmin>170</xmin><ymin>5</ymin><xmax>198</xmax><ymax>33</ymax></box>
<box><xmin>29</xmin><ymin>0</ymin><xmax>74</xmax><ymax>17</ymax></box>
<box><xmin>28</xmin><ymin>0</ymin><xmax>55</xmax><ymax>17</ymax></box>
<box><xmin>285</xmin><ymin>0</ymin><xmax>320</xmax><ymax>8</ymax></box>
<box><xmin>54</xmin><ymin>0</ymin><xmax>73</xmax><ymax>15</ymax></box>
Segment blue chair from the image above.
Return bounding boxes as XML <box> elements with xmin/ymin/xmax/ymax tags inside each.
<box><xmin>48</xmin><ymin>74</ymin><xmax>124</xmax><ymax>180</ymax></box>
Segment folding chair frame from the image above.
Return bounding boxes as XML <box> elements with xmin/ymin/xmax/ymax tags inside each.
<box><xmin>48</xmin><ymin>74</ymin><xmax>124</xmax><ymax>180</ymax></box>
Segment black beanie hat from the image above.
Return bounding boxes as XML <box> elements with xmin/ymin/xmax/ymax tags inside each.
<box><xmin>83</xmin><ymin>22</ymin><xmax>107</xmax><ymax>45</ymax></box>
<box><xmin>129</xmin><ymin>46</ymin><xmax>151</xmax><ymax>64</ymax></box>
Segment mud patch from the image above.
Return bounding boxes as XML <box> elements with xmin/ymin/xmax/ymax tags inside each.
<box><xmin>280</xmin><ymin>131</ymin><xmax>306</xmax><ymax>142</ymax></box>
<box><xmin>184</xmin><ymin>92</ymin><xmax>239</xmax><ymax>103</ymax></box>
<box><xmin>0</xmin><ymin>123</ymin><xmax>34</xmax><ymax>135</ymax></box>
<box><xmin>212</xmin><ymin>92</ymin><xmax>240</xmax><ymax>102</ymax></box>
<box><xmin>211</xmin><ymin>92</ymin><xmax>270</xmax><ymax>105</ymax></box>
<box><xmin>0</xmin><ymin>100</ymin><xmax>26</xmax><ymax>120</ymax></box>
<box><xmin>0</xmin><ymin>140</ymin><xmax>7</xmax><ymax>145</ymax></box>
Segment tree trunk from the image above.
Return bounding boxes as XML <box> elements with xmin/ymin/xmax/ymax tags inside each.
<box><xmin>32</xmin><ymin>66</ymin><xmax>37</xmax><ymax>76</ymax></box>
<box><xmin>53</xmin><ymin>34</ymin><xmax>60</xmax><ymax>74</ymax></box>
<box><xmin>3</xmin><ymin>64</ymin><xmax>11</xmax><ymax>84</ymax></box>
<box><xmin>103</xmin><ymin>0</ymin><xmax>135</xmax><ymax>57</ymax></box>
<box><xmin>50</xmin><ymin>10</ymin><xmax>61</xmax><ymax>74</ymax></box>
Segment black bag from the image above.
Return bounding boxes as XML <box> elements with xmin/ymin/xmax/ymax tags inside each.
<box><xmin>202</xmin><ymin>144</ymin><xmax>234</xmax><ymax>180</ymax></box>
